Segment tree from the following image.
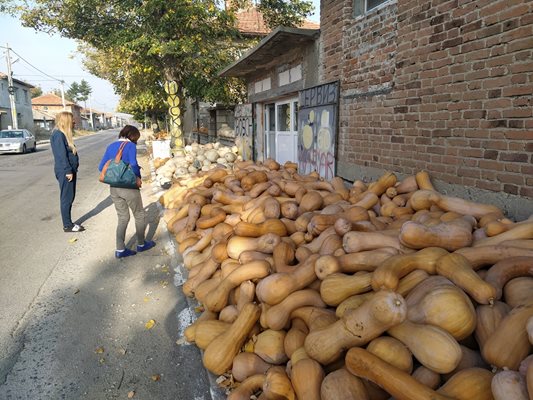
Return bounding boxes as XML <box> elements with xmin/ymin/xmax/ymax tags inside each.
<box><xmin>30</xmin><ymin>86</ymin><xmax>42</xmax><ymax>98</ymax></box>
<box><xmin>10</xmin><ymin>0</ymin><xmax>313</xmax><ymax>146</ymax></box>
<box><xmin>66</xmin><ymin>79</ymin><xmax>92</xmax><ymax>104</ymax></box>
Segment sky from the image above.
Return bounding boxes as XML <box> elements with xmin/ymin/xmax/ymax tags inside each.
<box><xmin>0</xmin><ymin>0</ymin><xmax>320</xmax><ymax>113</ymax></box>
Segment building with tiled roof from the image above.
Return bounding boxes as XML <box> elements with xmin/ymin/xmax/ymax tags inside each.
<box><xmin>236</xmin><ymin>6</ymin><xmax>319</xmax><ymax>37</ymax></box>
<box><xmin>31</xmin><ymin>93</ymin><xmax>82</xmax><ymax>128</ymax></box>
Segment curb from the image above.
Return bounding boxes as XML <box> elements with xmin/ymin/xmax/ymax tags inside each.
<box><xmin>147</xmin><ymin>158</ymin><xmax>226</xmax><ymax>400</ymax></box>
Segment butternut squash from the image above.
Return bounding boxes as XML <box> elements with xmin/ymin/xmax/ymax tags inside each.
<box><xmin>183</xmin><ymin>309</ymin><xmax>218</xmax><ymax>343</ymax></box>
<box><xmin>415</xmin><ymin>170</ymin><xmax>435</xmax><ymax>191</ymax></box>
<box><xmin>182</xmin><ymin>258</ymin><xmax>220</xmax><ymax>297</ymax></box>
<box><xmin>203</xmin><ymin>303</ymin><xmax>261</xmax><ymax>375</ymax></box>
<box><xmin>437</xmin><ymin>368</ymin><xmax>494</xmax><ymax>400</ymax></box>
<box><xmin>204</xmin><ymin>260</ymin><xmax>270</xmax><ymax>312</ymax></box>
<box><xmin>320</xmin><ymin>272</ymin><xmax>373</xmax><ymax>306</ymax></box>
<box><xmin>367</xmin><ymin>336</ymin><xmax>413</xmax><ymax>373</ymax></box>
<box><xmin>504</xmin><ymin>277</ymin><xmax>533</xmax><ymax>307</ymax></box>
<box><xmin>289</xmin><ymin>307</ymin><xmax>337</xmax><ymax>332</ymax></box>
<box><xmin>410</xmin><ymin>189</ymin><xmax>502</xmax><ymax>219</ymax></box>
<box><xmin>234</xmin><ymin>219</ymin><xmax>288</xmax><ymax>238</ymax></box>
<box><xmin>227</xmin><ymin>233</ymin><xmax>281</xmax><ymax>260</ymax></box>
<box><xmin>412</xmin><ymin>366</ymin><xmax>441</xmax><ymax>389</ymax></box>
<box><xmin>262</xmin><ymin>366</ymin><xmax>295</xmax><ymax>400</ymax></box>
<box><xmin>396</xmin><ymin>175</ymin><xmax>419</xmax><ymax>193</ymax></box>
<box><xmin>371</xmin><ymin>247</ymin><xmax>448</xmax><ymax>291</ymax></box>
<box><xmin>284</xmin><ymin>318</ymin><xmax>308</xmax><ymax>358</ymax></box>
<box><xmin>254</xmin><ymin>329</ymin><xmax>288</xmax><ymax>364</ymax></box>
<box><xmin>474</xmin><ymin>222</ymin><xmax>533</xmax><ymax>247</ymax></box>
<box><xmin>228</xmin><ymin>374</ymin><xmax>265</xmax><ymax>400</ymax></box>
<box><xmin>407</xmin><ymin>283</ymin><xmax>476</xmax><ymax>340</ymax></box>
<box><xmin>307</xmin><ymin>206</ymin><xmax>368</xmax><ymax>235</ymax></box>
<box><xmin>241</xmin><ymin>171</ymin><xmax>268</xmax><ymax>191</ymax></box>
<box><xmin>491</xmin><ymin>370</ymin><xmax>529</xmax><ymax>400</ymax></box>
<box><xmin>345</xmin><ymin>347</ymin><xmax>454</xmax><ymax>400</ymax></box>
<box><xmin>399</xmin><ymin>216</ymin><xmax>475</xmax><ymax>251</ymax></box>
<box><xmin>343</xmin><ymin>231</ymin><xmax>402</xmax><ymax>253</ymax></box>
<box><xmin>484</xmin><ymin>256</ymin><xmax>533</xmax><ymax>300</ymax></box>
<box><xmin>320</xmin><ymin>368</ymin><xmax>370</xmax><ymax>400</ymax></box>
<box><xmin>299</xmin><ymin>190</ymin><xmax>324</xmax><ymax>213</ymax></box>
<box><xmin>232</xmin><ymin>352</ymin><xmax>272</xmax><ymax>382</ymax></box>
<box><xmin>291</xmin><ymin>358</ymin><xmax>324</xmax><ymax>400</ymax></box>
<box><xmin>213</xmin><ymin>190</ymin><xmax>252</xmax><ymax>205</ymax></box>
<box><xmin>265</xmin><ymin>290</ymin><xmax>325</xmax><ymax>330</ymax></box>
<box><xmin>305</xmin><ymin>290</ymin><xmax>407</xmax><ymax>364</ymax></box>
<box><xmin>442</xmin><ymin>345</ymin><xmax>488</xmax><ymax>381</ymax></box>
<box><xmin>456</xmin><ymin>245</ymin><xmax>533</xmax><ymax>269</ymax></box>
<box><xmin>435</xmin><ymin>253</ymin><xmax>498</xmax><ymax>305</ymax></box>
<box><xmin>256</xmin><ymin>255</ymin><xmax>319</xmax><ymax>305</ymax></box>
<box><xmin>474</xmin><ymin>301</ymin><xmax>510</xmax><ymax>350</ymax></box>
<box><xmin>388</xmin><ymin>321</ymin><xmax>462</xmax><ymax>374</ymax></box>
<box><xmin>280</xmin><ymin>201</ymin><xmax>299</xmax><ymax>220</ymax></box>
<box><xmin>194</xmin><ymin>320</ymin><xmax>231</xmax><ymax>349</ymax></box>
<box><xmin>482</xmin><ymin>301</ymin><xmax>533</xmax><ymax>370</ymax></box>
<box><xmin>315</xmin><ymin>248</ymin><xmax>398</xmax><ymax>280</ymax></box>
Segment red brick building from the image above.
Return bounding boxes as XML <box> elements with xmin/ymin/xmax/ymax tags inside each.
<box><xmin>31</xmin><ymin>93</ymin><xmax>83</xmax><ymax>128</ymax></box>
<box><xmin>320</xmin><ymin>0</ymin><xmax>532</xmax><ymax>218</ymax></box>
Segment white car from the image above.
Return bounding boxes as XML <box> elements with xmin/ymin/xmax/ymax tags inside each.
<box><xmin>0</xmin><ymin>129</ymin><xmax>37</xmax><ymax>154</ymax></box>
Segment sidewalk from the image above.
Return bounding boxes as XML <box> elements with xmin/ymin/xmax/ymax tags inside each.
<box><xmin>0</xmin><ymin>141</ymin><xmax>218</xmax><ymax>399</ymax></box>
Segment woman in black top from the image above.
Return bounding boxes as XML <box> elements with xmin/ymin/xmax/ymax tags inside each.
<box><xmin>50</xmin><ymin>111</ymin><xmax>84</xmax><ymax>232</ymax></box>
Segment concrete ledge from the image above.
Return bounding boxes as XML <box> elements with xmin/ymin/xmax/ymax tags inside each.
<box><xmin>337</xmin><ymin>161</ymin><xmax>533</xmax><ymax>221</ymax></box>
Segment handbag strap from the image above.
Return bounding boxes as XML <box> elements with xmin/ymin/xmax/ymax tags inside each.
<box><xmin>114</xmin><ymin>141</ymin><xmax>128</xmax><ymax>162</ymax></box>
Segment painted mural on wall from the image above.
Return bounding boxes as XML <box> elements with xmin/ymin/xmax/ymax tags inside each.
<box><xmin>234</xmin><ymin>103</ymin><xmax>254</xmax><ymax>161</ymax></box>
<box><xmin>298</xmin><ymin>81</ymin><xmax>339</xmax><ymax>180</ymax></box>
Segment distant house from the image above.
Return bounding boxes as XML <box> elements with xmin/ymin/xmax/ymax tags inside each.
<box><xmin>31</xmin><ymin>93</ymin><xmax>82</xmax><ymax>128</ymax></box>
<box><xmin>0</xmin><ymin>72</ymin><xmax>35</xmax><ymax>130</ymax></box>
<box><xmin>32</xmin><ymin>108</ymin><xmax>56</xmax><ymax>131</ymax></box>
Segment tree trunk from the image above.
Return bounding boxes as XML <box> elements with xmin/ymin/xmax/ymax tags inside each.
<box><xmin>163</xmin><ymin>80</ymin><xmax>184</xmax><ymax>149</ymax></box>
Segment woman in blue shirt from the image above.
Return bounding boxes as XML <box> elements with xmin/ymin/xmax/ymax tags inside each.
<box><xmin>98</xmin><ymin>125</ymin><xmax>155</xmax><ymax>258</ymax></box>
<box><xmin>50</xmin><ymin>111</ymin><xmax>84</xmax><ymax>232</ymax></box>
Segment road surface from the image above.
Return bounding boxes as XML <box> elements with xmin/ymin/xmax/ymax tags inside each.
<box><xmin>0</xmin><ymin>130</ymin><xmax>218</xmax><ymax>399</ymax></box>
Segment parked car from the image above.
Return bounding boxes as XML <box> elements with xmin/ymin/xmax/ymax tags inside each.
<box><xmin>0</xmin><ymin>129</ymin><xmax>37</xmax><ymax>154</ymax></box>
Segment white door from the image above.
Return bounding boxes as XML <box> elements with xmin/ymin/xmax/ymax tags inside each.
<box><xmin>274</xmin><ymin>98</ymin><xmax>298</xmax><ymax>164</ymax></box>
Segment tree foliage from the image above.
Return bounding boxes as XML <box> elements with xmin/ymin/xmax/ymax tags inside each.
<box><xmin>7</xmin><ymin>0</ymin><xmax>313</xmax><ymax>118</ymax></box>
<box><xmin>30</xmin><ymin>86</ymin><xmax>43</xmax><ymax>98</ymax></box>
<box><xmin>66</xmin><ymin>79</ymin><xmax>92</xmax><ymax>104</ymax></box>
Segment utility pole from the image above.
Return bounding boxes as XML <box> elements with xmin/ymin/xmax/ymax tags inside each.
<box><xmin>5</xmin><ymin>43</ymin><xmax>18</xmax><ymax>129</ymax></box>
<box><xmin>59</xmin><ymin>80</ymin><xmax>66</xmax><ymax>109</ymax></box>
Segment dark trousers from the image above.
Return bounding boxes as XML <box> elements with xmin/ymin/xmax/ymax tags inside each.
<box><xmin>56</xmin><ymin>173</ymin><xmax>76</xmax><ymax>229</ymax></box>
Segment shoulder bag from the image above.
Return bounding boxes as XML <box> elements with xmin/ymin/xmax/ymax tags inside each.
<box><xmin>99</xmin><ymin>142</ymin><xmax>139</xmax><ymax>189</ymax></box>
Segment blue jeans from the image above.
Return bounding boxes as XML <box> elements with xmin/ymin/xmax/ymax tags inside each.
<box><xmin>56</xmin><ymin>172</ymin><xmax>76</xmax><ymax>229</ymax></box>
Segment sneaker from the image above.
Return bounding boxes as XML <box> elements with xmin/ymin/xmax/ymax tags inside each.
<box><xmin>115</xmin><ymin>248</ymin><xmax>137</xmax><ymax>259</ymax></box>
<box><xmin>137</xmin><ymin>240</ymin><xmax>156</xmax><ymax>252</ymax></box>
<box><xmin>64</xmin><ymin>224</ymin><xmax>85</xmax><ymax>232</ymax></box>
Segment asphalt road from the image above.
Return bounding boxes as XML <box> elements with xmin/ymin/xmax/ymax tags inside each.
<box><xmin>0</xmin><ymin>130</ymin><xmax>219</xmax><ymax>399</ymax></box>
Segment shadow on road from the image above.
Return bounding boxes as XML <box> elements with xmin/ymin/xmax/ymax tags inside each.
<box><xmin>75</xmin><ymin>196</ymin><xmax>114</xmax><ymax>226</ymax></box>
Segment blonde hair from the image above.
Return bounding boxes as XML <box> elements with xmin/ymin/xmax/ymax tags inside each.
<box><xmin>55</xmin><ymin>111</ymin><xmax>77</xmax><ymax>155</ymax></box>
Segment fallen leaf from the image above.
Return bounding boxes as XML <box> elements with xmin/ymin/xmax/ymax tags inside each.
<box><xmin>159</xmin><ymin>280</ymin><xmax>169</xmax><ymax>288</ymax></box>
<box><xmin>151</xmin><ymin>374</ymin><xmax>161</xmax><ymax>382</ymax></box>
<box><xmin>145</xmin><ymin>319</ymin><xmax>156</xmax><ymax>330</ymax></box>
<box><xmin>74</xmin><ymin>289</ymin><xmax>80</xmax><ymax>294</ymax></box>
<box><xmin>95</xmin><ymin>346</ymin><xmax>105</xmax><ymax>354</ymax></box>
<box><xmin>243</xmin><ymin>339</ymin><xmax>254</xmax><ymax>353</ymax></box>
<box><xmin>118</xmin><ymin>347</ymin><xmax>127</xmax><ymax>356</ymax></box>
<box><xmin>99</xmin><ymin>357</ymin><xmax>105</xmax><ymax>364</ymax></box>
<box><xmin>143</xmin><ymin>297</ymin><xmax>150</xmax><ymax>302</ymax></box>
<box><xmin>127</xmin><ymin>391</ymin><xmax>135</xmax><ymax>398</ymax></box>
<box><xmin>161</xmin><ymin>265</ymin><xmax>169</xmax><ymax>273</ymax></box>
<box><xmin>68</xmin><ymin>238</ymin><xmax>78</xmax><ymax>243</ymax></box>
<box><xmin>194</xmin><ymin>306</ymin><xmax>204</xmax><ymax>313</ymax></box>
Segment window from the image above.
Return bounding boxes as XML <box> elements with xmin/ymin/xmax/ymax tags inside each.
<box><xmin>354</xmin><ymin>0</ymin><xmax>391</xmax><ymax>17</ymax></box>
<box><xmin>23</xmin><ymin>90</ymin><xmax>28</xmax><ymax>104</ymax></box>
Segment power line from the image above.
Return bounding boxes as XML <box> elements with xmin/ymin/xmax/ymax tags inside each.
<box><xmin>8</xmin><ymin>47</ymin><xmax>64</xmax><ymax>83</ymax></box>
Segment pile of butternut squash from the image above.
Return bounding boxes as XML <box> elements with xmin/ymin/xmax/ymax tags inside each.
<box><xmin>161</xmin><ymin>159</ymin><xmax>533</xmax><ymax>400</ymax></box>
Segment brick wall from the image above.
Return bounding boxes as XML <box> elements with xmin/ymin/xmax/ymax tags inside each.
<box><xmin>321</xmin><ymin>0</ymin><xmax>533</xmax><ymax>199</ymax></box>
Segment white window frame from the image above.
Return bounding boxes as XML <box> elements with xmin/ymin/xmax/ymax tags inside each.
<box><xmin>354</xmin><ymin>0</ymin><xmax>395</xmax><ymax>18</ymax></box>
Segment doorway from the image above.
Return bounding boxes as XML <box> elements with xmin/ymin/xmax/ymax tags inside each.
<box><xmin>264</xmin><ymin>98</ymin><xmax>298</xmax><ymax>164</ymax></box>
